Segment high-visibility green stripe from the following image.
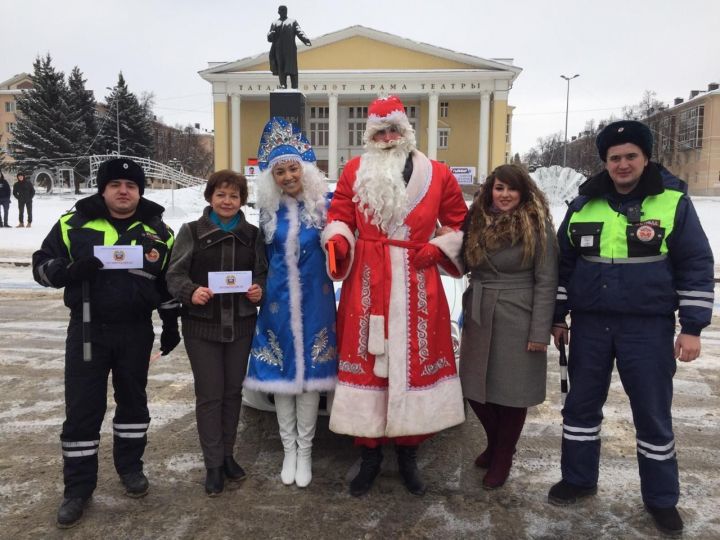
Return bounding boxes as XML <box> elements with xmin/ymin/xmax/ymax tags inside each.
<box><xmin>569</xmin><ymin>189</ymin><xmax>682</xmax><ymax>258</ymax></box>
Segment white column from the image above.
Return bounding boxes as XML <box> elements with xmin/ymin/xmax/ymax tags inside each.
<box><xmin>427</xmin><ymin>92</ymin><xmax>439</xmax><ymax>160</ymax></box>
<box><xmin>478</xmin><ymin>91</ymin><xmax>491</xmax><ymax>178</ymax></box>
<box><xmin>328</xmin><ymin>93</ymin><xmax>339</xmax><ymax>181</ymax></box>
<box><xmin>231</xmin><ymin>94</ymin><xmax>241</xmax><ymax>172</ymax></box>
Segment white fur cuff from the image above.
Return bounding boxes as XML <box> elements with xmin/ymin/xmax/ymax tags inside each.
<box><xmin>430</xmin><ymin>230</ymin><xmax>464</xmax><ymax>277</ymax></box>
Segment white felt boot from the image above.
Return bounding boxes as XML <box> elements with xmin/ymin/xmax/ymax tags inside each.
<box><xmin>274</xmin><ymin>394</ymin><xmax>298</xmax><ymax>486</ymax></box>
<box><xmin>295</xmin><ymin>391</ymin><xmax>320</xmax><ymax>488</ymax></box>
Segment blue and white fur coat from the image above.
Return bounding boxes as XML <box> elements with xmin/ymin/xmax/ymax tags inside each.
<box><xmin>245</xmin><ymin>196</ymin><xmax>338</xmax><ymax>394</ymax></box>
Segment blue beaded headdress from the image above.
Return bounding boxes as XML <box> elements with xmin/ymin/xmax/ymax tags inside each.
<box><xmin>257</xmin><ymin>116</ymin><xmax>316</xmax><ymax>171</ymax></box>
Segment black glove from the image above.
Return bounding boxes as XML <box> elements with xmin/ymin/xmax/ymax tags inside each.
<box><xmin>160</xmin><ymin>324</ymin><xmax>181</xmax><ymax>356</ymax></box>
<box><xmin>66</xmin><ymin>256</ymin><xmax>104</xmax><ymax>282</ymax></box>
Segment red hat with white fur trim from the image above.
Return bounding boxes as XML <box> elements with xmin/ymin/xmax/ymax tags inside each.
<box><xmin>363</xmin><ymin>95</ymin><xmax>416</xmax><ymax>148</ymax></box>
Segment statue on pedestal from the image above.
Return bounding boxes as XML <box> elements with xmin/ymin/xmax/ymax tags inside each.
<box><xmin>267</xmin><ymin>5</ymin><xmax>312</xmax><ymax>89</ymax></box>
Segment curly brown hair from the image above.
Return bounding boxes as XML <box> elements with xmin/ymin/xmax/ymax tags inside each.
<box><xmin>465</xmin><ymin>164</ymin><xmax>552</xmax><ymax>267</ymax></box>
<box><xmin>204</xmin><ymin>169</ymin><xmax>248</xmax><ymax>204</ymax></box>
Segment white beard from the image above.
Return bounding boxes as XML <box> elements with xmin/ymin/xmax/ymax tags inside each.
<box><xmin>353</xmin><ymin>141</ymin><xmax>411</xmax><ymax>233</ymax></box>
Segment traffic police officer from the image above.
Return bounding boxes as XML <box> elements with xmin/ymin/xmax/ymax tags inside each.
<box><xmin>32</xmin><ymin>158</ymin><xmax>181</xmax><ymax>528</ymax></box>
<box><xmin>547</xmin><ymin>121</ymin><xmax>714</xmax><ymax>537</ymax></box>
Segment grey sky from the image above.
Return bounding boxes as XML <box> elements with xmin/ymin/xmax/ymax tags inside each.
<box><xmin>4</xmin><ymin>0</ymin><xmax>719</xmax><ymax>156</ymax></box>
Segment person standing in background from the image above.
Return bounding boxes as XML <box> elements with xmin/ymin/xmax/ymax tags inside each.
<box><xmin>13</xmin><ymin>171</ymin><xmax>34</xmax><ymax>227</ymax></box>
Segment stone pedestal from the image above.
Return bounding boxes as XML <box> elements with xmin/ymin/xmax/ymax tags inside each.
<box><xmin>270</xmin><ymin>91</ymin><xmax>306</xmax><ymax>133</ymax></box>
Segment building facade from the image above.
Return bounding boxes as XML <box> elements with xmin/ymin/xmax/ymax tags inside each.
<box><xmin>200</xmin><ymin>26</ymin><xmax>521</xmax><ymax>181</ymax></box>
<box><xmin>0</xmin><ymin>73</ymin><xmax>32</xmax><ymax>164</ymax></box>
<box><xmin>645</xmin><ymin>84</ymin><xmax>720</xmax><ymax>195</ymax></box>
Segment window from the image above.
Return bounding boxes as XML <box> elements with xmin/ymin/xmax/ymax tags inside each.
<box><xmin>506</xmin><ymin>113</ymin><xmax>512</xmax><ymax>143</ymax></box>
<box><xmin>310</xmin><ymin>106</ymin><xmax>328</xmax><ymax>119</ymax></box>
<box><xmin>348</xmin><ymin>106</ymin><xmax>368</xmax><ymax>119</ymax></box>
<box><xmin>5</xmin><ymin>101</ymin><xmax>16</xmax><ymax>113</ymax></box>
<box><xmin>438</xmin><ymin>129</ymin><xmax>449</xmax><ymax>149</ymax></box>
<box><xmin>5</xmin><ymin>122</ymin><xmax>15</xmax><ymax>133</ymax></box>
<box><xmin>347</xmin><ymin>107</ymin><xmax>368</xmax><ymax>146</ymax></box>
<box><xmin>310</xmin><ymin>121</ymin><xmax>329</xmax><ymax>147</ymax></box>
<box><xmin>309</xmin><ymin>106</ymin><xmax>329</xmax><ymax>147</ymax></box>
<box><xmin>348</xmin><ymin>122</ymin><xmax>366</xmax><ymax>146</ymax></box>
<box><xmin>678</xmin><ymin>106</ymin><xmax>704</xmax><ymax>149</ymax></box>
<box><xmin>440</xmin><ymin>102</ymin><xmax>449</xmax><ymax>118</ymax></box>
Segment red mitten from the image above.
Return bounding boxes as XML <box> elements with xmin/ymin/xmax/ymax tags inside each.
<box><xmin>412</xmin><ymin>244</ymin><xmax>446</xmax><ymax>270</ymax></box>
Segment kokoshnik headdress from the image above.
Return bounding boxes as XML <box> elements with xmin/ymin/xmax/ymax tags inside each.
<box><xmin>257</xmin><ymin>116</ymin><xmax>316</xmax><ymax>171</ymax></box>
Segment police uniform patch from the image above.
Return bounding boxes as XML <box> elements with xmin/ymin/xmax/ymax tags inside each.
<box><xmin>145</xmin><ymin>248</ymin><xmax>160</xmax><ymax>263</ymax></box>
<box><xmin>636</xmin><ymin>225</ymin><xmax>655</xmax><ymax>242</ymax></box>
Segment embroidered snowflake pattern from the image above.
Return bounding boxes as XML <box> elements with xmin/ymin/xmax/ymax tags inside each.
<box><xmin>269</xmin><ymin>302</ymin><xmax>280</xmax><ymax>314</ymax></box>
<box><xmin>311</xmin><ymin>328</ymin><xmax>336</xmax><ymax>364</ymax></box>
<box><xmin>357</xmin><ymin>265</ymin><xmax>372</xmax><ymax>360</ymax></box>
<box><xmin>416</xmin><ymin>271</ymin><xmax>429</xmax><ymax>315</ymax></box>
<box><xmin>420</xmin><ymin>357</ymin><xmax>451</xmax><ymax>377</ymax></box>
<box><xmin>250</xmin><ymin>330</ymin><xmax>284</xmax><ymax>368</ymax></box>
<box><xmin>417</xmin><ymin>317</ymin><xmax>430</xmax><ymax>364</ymax></box>
<box><xmin>339</xmin><ymin>360</ymin><xmax>365</xmax><ymax>375</ymax></box>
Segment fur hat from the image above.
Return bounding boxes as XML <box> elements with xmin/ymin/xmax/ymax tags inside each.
<box><xmin>596</xmin><ymin>120</ymin><xmax>653</xmax><ymax>162</ymax></box>
<box><xmin>363</xmin><ymin>95</ymin><xmax>416</xmax><ymax>148</ymax></box>
<box><xmin>96</xmin><ymin>158</ymin><xmax>146</xmax><ymax>194</ymax></box>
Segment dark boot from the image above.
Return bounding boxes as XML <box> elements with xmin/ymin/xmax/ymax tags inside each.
<box><xmin>547</xmin><ymin>479</ymin><xmax>598</xmax><ymax>505</ymax></box>
<box><xmin>56</xmin><ymin>497</ymin><xmax>87</xmax><ymax>529</ymax></box>
<box><xmin>223</xmin><ymin>456</ymin><xmax>246</xmax><ymax>481</ymax></box>
<box><xmin>482</xmin><ymin>405</ymin><xmax>526</xmax><ymax>490</ymax></box>
<box><xmin>468</xmin><ymin>399</ymin><xmax>499</xmax><ymax>469</ymax></box>
<box><xmin>349</xmin><ymin>446</ymin><xmax>383</xmax><ymax>497</ymax></box>
<box><xmin>205</xmin><ymin>466</ymin><xmax>224</xmax><ymax>496</ymax></box>
<box><xmin>120</xmin><ymin>471</ymin><xmax>149</xmax><ymax>498</ymax></box>
<box><xmin>645</xmin><ymin>505</ymin><xmax>683</xmax><ymax>537</ymax></box>
<box><xmin>396</xmin><ymin>445</ymin><xmax>426</xmax><ymax>496</ymax></box>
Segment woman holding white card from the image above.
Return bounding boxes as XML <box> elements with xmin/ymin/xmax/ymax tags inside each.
<box><xmin>166</xmin><ymin>169</ymin><xmax>267</xmax><ymax>496</ymax></box>
<box><xmin>244</xmin><ymin>117</ymin><xmax>337</xmax><ymax>488</ymax></box>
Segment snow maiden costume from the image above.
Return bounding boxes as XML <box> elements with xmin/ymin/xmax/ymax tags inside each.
<box><xmin>244</xmin><ymin>117</ymin><xmax>337</xmax><ymax>487</ymax></box>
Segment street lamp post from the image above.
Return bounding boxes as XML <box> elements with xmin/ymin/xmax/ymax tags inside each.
<box><xmin>106</xmin><ymin>87</ymin><xmax>121</xmax><ymax>155</ymax></box>
<box><xmin>561</xmin><ymin>74</ymin><xmax>579</xmax><ymax>167</ymax></box>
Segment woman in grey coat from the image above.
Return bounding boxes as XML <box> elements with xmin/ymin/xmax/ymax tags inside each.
<box><xmin>166</xmin><ymin>170</ymin><xmax>267</xmax><ymax>496</ymax></box>
<box><xmin>459</xmin><ymin>164</ymin><xmax>558</xmax><ymax>489</ymax></box>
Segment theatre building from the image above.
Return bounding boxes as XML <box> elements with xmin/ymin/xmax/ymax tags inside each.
<box><xmin>200</xmin><ymin>25</ymin><xmax>521</xmax><ymax>181</ymax></box>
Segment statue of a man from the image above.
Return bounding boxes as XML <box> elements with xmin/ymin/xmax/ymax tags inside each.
<box><xmin>267</xmin><ymin>5</ymin><xmax>312</xmax><ymax>89</ymax></box>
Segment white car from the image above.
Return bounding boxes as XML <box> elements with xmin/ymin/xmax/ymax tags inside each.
<box><xmin>242</xmin><ymin>274</ymin><xmax>468</xmax><ymax>413</ymax></box>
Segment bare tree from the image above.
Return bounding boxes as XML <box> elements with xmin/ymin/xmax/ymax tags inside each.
<box><xmin>153</xmin><ymin>123</ymin><xmax>213</xmax><ymax>179</ymax></box>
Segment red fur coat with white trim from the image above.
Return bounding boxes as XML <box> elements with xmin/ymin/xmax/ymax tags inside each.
<box><xmin>321</xmin><ymin>151</ymin><xmax>467</xmax><ymax>438</ymax></box>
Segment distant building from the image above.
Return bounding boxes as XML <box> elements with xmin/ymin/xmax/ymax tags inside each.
<box><xmin>0</xmin><ymin>73</ymin><xmax>33</xmax><ymax>164</ymax></box>
<box><xmin>565</xmin><ymin>83</ymin><xmax>720</xmax><ymax>196</ymax></box>
<box><xmin>199</xmin><ymin>25</ymin><xmax>521</xmax><ymax>181</ymax></box>
<box><xmin>644</xmin><ymin>84</ymin><xmax>720</xmax><ymax>195</ymax></box>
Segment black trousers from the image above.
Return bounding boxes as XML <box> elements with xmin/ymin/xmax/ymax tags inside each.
<box><xmin>184</xmin><ymin>335</ymin><xmax>252</xmax><ymax>468</ymax></box>
<box><xmin>0</xmin><ymin>199</ymin><xmax>9</xmax><ymax>224</ymax></box>
<box><xmin>61</xmin><ymin>318</ymin><xmax>154</xmax><ymax>498</ymax></box>
<box><xmin>18</xmin><ymin>200</ymin><xmax>32</xmax><ymax>224</ymax></box>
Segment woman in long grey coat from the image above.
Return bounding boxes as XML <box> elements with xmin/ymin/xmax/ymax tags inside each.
<box><xmin>459</xmin><ymin>164</ymin><xmax>558</xmax><ymax>489</ymax></box>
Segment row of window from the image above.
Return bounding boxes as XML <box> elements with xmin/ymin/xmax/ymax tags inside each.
<box><xmin>678</xmin><ymin>106</ymin><xmax>704</xmax><ymax>150</ymax></box>
<box><xmin>309</xmin><ymin>105</ymin><xmax>451</xmax><ymax>148</ymax></box>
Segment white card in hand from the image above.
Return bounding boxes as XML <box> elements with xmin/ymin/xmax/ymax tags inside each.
<box><xmin>94</xmin><ymin>245</ymin><xmax>144</xmax><ymax>269</ymax></box>
<box><xmin>208</xmin><ymin>271</ymin><xmax>252</xmax><ymax>294</ymax></box>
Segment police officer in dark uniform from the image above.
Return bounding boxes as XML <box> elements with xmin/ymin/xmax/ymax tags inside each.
<box><xmin>548</xmin><ymin>121</ymin><xmax>714</xmax><ymax>537</ymax></box>
<box><xmin>32</xmin><ymin>158</ymin><xmax>181</xmax><ymax>528</ymax></box>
